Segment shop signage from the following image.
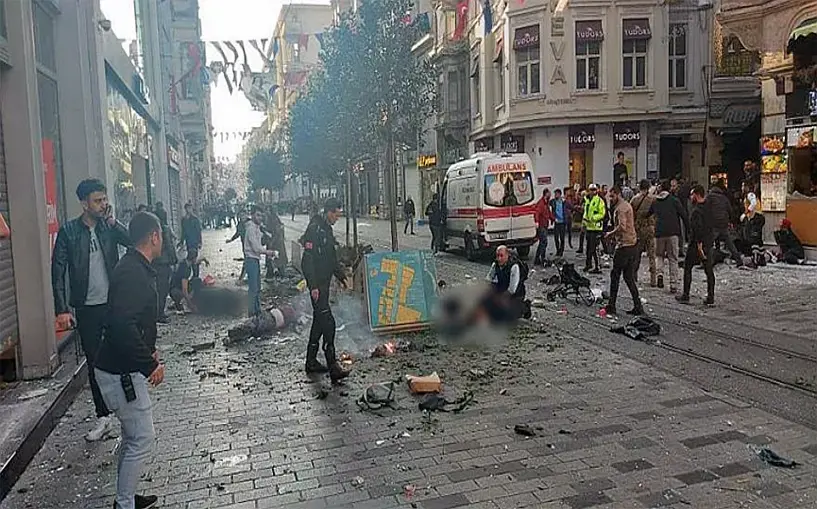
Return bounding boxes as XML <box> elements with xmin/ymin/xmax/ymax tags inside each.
<box><xmin>546</xmin><ymin>97</ymin><xmax>576</xmax><ymax>106</ymax></box>
<box><xmin>761</xmin><ymin>135</ymin><xmax>785</xmax><ymax>155</ymax></box>
<box><xmin>613</xmin><ymin>122</ymin><xmax>641</xmax><ymax>148</ymax></box>
<box><xmin>42</xmin><ymin>139</ymin><xmax>59</xmax><ymax>252</ymax></box>
<box><xmin>513</xmin><ymin>25</ymin><xmax>540</xmax><ymax>50</ymax></box>
<box><xmin>133</xmin><ymin>73</ymin><xmax>150</xmax><ymax>105</ymax></box>
<box><xmin>622</xmin><ymin>19</ymin><xmax>652</xmax><ymax>40</ymax></box>
<box><xmin>475</xmin><ymin>138</ymin><xmax>494</xmax><ymax>152</ymax></box>
<box><xmin>537</xmin><ymin>175</ymin><xmax>553</xmax><ymax>185</ymax></box>
<box><xmin>575</xmin><ymin>21</ymin><xmax>604</xmax><ymax>42</ymax></box>
<box><xmin>418</xmin><ymin>154</ymin><xmax>437</xmax><ymax>168</ymax></box>
<box><xmin>787</xmin><ymin>126</ymin><xmax>815</xmax><ymax>148</ymax></box>
<box><xmin>569</xmin><ymin>125</ymin><xmax>595</xmax><ymax>149</ymax></box>
<box><xmin>722</xmin><ymin>104</ymin><xmax>760</xmax><ymax>129</ymax></box>
<box><xmin>500</xmin><ymin>134</ymin><xmax>525</xmax><ymax>153</ymax></box>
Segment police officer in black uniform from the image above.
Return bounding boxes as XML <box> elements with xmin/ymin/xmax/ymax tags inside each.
<box><xmin>300</xmin><ymin>198</ymin><xmax>350</xmax><ymax>382</ymax></box>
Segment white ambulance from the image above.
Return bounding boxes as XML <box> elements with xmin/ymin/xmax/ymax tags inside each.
<box><xmin>440</xmin><ymin>152</ymin><xmax>539</xmax><ymax>260</ymax></box>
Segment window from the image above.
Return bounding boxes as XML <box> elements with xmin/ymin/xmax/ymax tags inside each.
<box><xmin>516</xmin><ymin>47</ymin><xmax>540</xmax><ymax>96</ymax></box>
<box><xmin>0</xmin><ymin>0</ymin><xmax>7</xmax><ymax>39</ymax></box>
<box><xmin>576</xmin><ymin>41</ymin><xmax>601</xmax><ymax>90</ymax></box>
<box><xmin>484</xmin><ymin>172</ymin><xmax>534</xmax><ymax>207</ymax></box>
<box><xmin>669</xmin><ymin>23</ymin><xmax>687</xmax><ymax>89</ymax></box>
<box><xmin>623</xmin><ymin>39</ymin><xmax>647</xmax><ymax>88</ymax></box>
<box><xmin>495</xmin><ymin>54</ymin><xmax>505</xmax><ymax>106</ymax></box>
<box><xmin>447</xmin><ymin>70</ymin><xmax>459</xmax><ymax>112</ymax></box>
<box><xmin>471</xmin><ymin>58</ymin><xmax>480</xmax><ymax>115</ymax></box>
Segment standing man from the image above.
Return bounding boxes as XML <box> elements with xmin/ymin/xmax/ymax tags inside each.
<box><xmin>52</xmin><ymin>179</ymin><xmax>131</xmax><ymax>442</ymax></box>
<box><xmin>534</xmin><ymin>188</ymin><xmax>552</xmax><ymax>265</ymax></box>
<box><xmin>550</xmin><ymin>189</ymin><xmax>567</xmax><ymax>257</ymax></box>
<box><xmin>650</xmin><ymin>180</ymin><xmax>689</xmax><ymax>293</ymax></box>
<box><xmin>603</xmin><ymin>186</ymin><xmax>644</xmax><ymax>316</ymax></box>
<box><xmin>678</xmin><ymin>186</ymin><xmax>716</xmax><ymax>305</ymax></box>
<box><xmin>708</xmin><ymin>181</ymin><xmax>742</xmax><ymax>267</ymax></box>
<box><xmin>425</xmin><ymin>193</ymin><xmax>443</xmax><ymax>253</ymax></box>
<box><xmin>403</xmin><ymin>196</ymin><xmax>416</xmax><ymax>235</ymax></box>
<box><xmin>154</xmin><ymin>213</ymin><xmax>177</xmax><ymax>324</ymax></box>
<box><xmin>300</xmin><ymin>198</ymin><xmax>350</xmax><ymax>382</ymax></box>
<box><xmin>630</xmin><ymin>179</ymin><xmax>657</xmax><ymax>286</ymax></box>
<box><xmin>153</xmin><ymin>202</ymin><xmax>168</xmax><ymax>229</ymax></box>
<box><xmin>226</xmin><ymin>213</ymin><xmax>250</xmax><ymax>283</ymax></box>
<box><xmin>179</xmin><ymin>203</ymin><xmax>202</xmax><ymax>275</ymax></box>
<box><xmin>613</xmin><ymin>152</ymin><xmax>628</xmax><ymax>187</ymax></box>
<box><xmin>582</xmin><ymin>184</ymin><xmax>606</xmax><ymax>274</ymax></box>
<box><xmin>94</xmin><ymin>211</ymin><xmax>164</xmax><ymax>509</ymax></box>
<box><xmin>243</xmin><ymin>205</ymin><xmax>276</xmax><ymax>316</ymax></box>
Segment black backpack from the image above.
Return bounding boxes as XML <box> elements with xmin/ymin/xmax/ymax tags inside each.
<box><xmin>511</xmin><ymin>255</ymin><xmax>529</xmax><ymax>283</ymax></box>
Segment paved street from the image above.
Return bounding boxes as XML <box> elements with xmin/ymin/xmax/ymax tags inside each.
<box><xmin>4</xmin><ymin>221</ymin><xmax>817</xmax><ymax>509</ymax></box>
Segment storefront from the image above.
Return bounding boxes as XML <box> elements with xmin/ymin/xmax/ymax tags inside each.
<box><xmin>418</xmin><ymin>153</ymin><xmax>442</xmax><ymax>211</ymax></box>
<box><xmin>0</xmin><ymin>65</ymin><xmax>18</xmax><ymax>368</ymax></box>
<box><xmin>569</xmin><ymin>125</ymin><xmax>596</xmax><ymax>188</ymax></box>
<box><xmin>106</xmin><ymin>79</ymin><xmax>150</xmax><ymax>224</ymax></box>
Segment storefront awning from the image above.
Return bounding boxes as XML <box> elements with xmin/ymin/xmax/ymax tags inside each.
<box><xmin>788</xmin><ymin>17</ymin><xmax>817</xmax><ymax>53</ymax></box>
<box><xmin>622</xmin><ymin>19</ymin><xmax>651</xmax><ymax>40</ymax></box>
<box><xmin>513</xmin><ymin>25</ymin><xmax>540</xmax><ymax>50</ymax></box>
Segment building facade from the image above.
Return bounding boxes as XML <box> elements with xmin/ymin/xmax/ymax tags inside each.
<box><xmin>719</xmin><ymin>0</ymin><xmax>817</xmax><ymax>247</ymax></box>
<box><xmin>467</xmin><ymin>0</ymin><xmax>715</xmax><ymax>193</ymax></box>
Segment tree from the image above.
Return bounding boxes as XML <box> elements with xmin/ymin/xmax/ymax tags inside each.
<box><xmin>248</xmin><ymin>147</ymin><xmax>285</xmax><ymax>192</ymax></box>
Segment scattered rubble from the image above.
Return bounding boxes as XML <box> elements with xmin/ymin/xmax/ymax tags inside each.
<box><xmin>513</xmin><ymin>424</ymin><xmax>536</xmax><ymax>437</ymax></box>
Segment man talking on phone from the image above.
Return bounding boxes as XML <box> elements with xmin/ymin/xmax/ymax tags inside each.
<box><xmin>51</xmin><ymin>179</ymin><xmax>131</xmax><ymax>442</ymax></box>
<box><xmin>94</xmin><ymin>211</ymin><xmax>165</xmax><ymax>509</ymax></box>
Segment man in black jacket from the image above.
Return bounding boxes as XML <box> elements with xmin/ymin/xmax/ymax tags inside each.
<box><xmin>649</xmin><ymin>180</ymin><xmax>689</xmax><ymax>293</ymax></box>
<box><xmin>426</xmin><ymin>193</ymin><xmax>443</xmax><ymax>252</ymax></box>
<box><xmin>707</xmin><ymin>182</ymin><xmax>743</xmax><ymax>267</ymax></box>
<box><xmin>51</xmin><ymin>179</ymin><xmax>131</xmax><ymax>442</ymax></box>
<box><xmin>301</xmin><ymin>198</ymin><xmax>349</xmax><ymax>382</ymax></box>
<box><xmin>404</xmin><ymin>196</ymin><xmax>416</xmax><ymax>235</ymax></box>
<box><xmin>94</xmin><ymin>211</ymin><xmax>164</xmax><ymax>509</ymax></box>
<box><xmin>677</xmin><ymin>186</ymin><xmax>715</xmax><ymax>306</ymax></box>
<box><xmin>179</xmin><ymin>203</ymin><xmax>202</xmax><ymax>277</ymax></box>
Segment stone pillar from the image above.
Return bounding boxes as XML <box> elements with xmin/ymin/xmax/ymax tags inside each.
<box><xmin>0</xmin><ymin>0</ymin><xmax>59</xmax><ymax>379</ymax></box>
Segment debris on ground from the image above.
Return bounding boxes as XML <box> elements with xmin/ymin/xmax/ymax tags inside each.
<box><xmin>356</xmin><ymin>382</ymin><xmax>397</xmax><ymax>411</ymax></box>
<box><xmin>404</xmin><ymin>484</ymin><xmax>416</xmax><ymax>500</ymax></box>
<box><xmin>18</xmin><ymin>389</ymin><xmax>49</xmax><ymax>401</ymax></box>
<box><xmin>340</xmin><ymin>353</ymin><xmax>353</xmax><ymax>366</ymax></box>
<box><xmin>754</xmin><ymin>447</ymin><xmax>798</xmax><ymax>468</ymax></box>
<box><xmin>351</xmin><ymin>476</ymin><xmax>365</xmax><ymax>488</ymax></box>
<box><xmin>418</xmin><ymin>391</ymin><xmax>474</xmax><ymax>413</ymax></box>
<box><xmin>406</xmin><ymin>372</ymin><xmax>442</xmax><ymax>394</ymax></box>
<box><xmin>191</xmin><ymin>341</ymin><xmax>216</xmax><ymax>352</ymax></box>
<box><xmin>514</xmin><ymin>424</ymin><xmax>536</xmax><ymax>437</ymax></box>
<box><xmin>371</xmin><ymin>340</ymin><xmax>413</xmax><ymax>358</ymax></box>
<box><xmin>610</xmin><ymin>316</ymin><xmax>661</xmax><ymax>342</ymax></box>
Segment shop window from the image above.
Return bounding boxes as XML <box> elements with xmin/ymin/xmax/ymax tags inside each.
<box><xmin>516</xmin><ymin>46</ymin><xmax>540</xmax><ymax>97</ymax></box>
<box><xmin>669</xmin><ymin>24</ymin><xmax>687</xmax><ymax>89</ymax></box>
<box><xmin>32</xmin><ymin>1</ymin><xmax>56</xmax><ymax>72</ymax></box>
<box><xmin>623</xmin><ymin>38</ymin><xmax>647</xmax><ymax>89</ymax></box>
<box><xmin>576</xmin><ymin>40</ymin><xmax>601</xmax><ymax>90</ymax></box>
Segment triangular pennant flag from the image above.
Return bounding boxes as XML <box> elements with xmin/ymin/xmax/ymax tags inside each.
<box><xmin>269</xmin><ymin>84</ymin><xmax>279</xmax><ymax>96</ymax></box>
<box><xmin>315</xmin><ymin>33</ymin><xmax>324</xmax><ymax>47</ymax></box>
<box><xmin>237</xmin><ymin>40</ymin><xmax>249</xmax><ymax>69</ymax></box>
<box><xmin>249</xmin><ymin>39</ymin><xmax>274</xmax><ymax>68</ymax></box>
<box><xmin>272</xmin><ymin>38</ymin><xmax>280</xmax><ymax>58</ymax></box>
<box><xmin>224</xmin><ymin>41</ymin><xmax>240</xmax><ymax>65</ymax></box>
<box><xmin>261</xmin><ymin>38</ymin><xmax>269</xmax><ymax>49</ymax></box>
<box><xmin>483</xmin><ymin>0</ymin><xmax>493</xmax><ymax>36</ymax></box>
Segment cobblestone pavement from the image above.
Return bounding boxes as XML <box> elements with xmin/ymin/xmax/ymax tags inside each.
<box><xmin>4</xmin><ymin>221</ymin><xmax>817</xmax><ymax>509</ymax></box>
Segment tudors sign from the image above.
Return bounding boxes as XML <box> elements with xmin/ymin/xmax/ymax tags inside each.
<box><xmin>622</xmin><ymin>19</ymin><xmax>651</xmax><ymax>40</ymax></box>
<box><xmin>569</xmin><ymin>125</ymin><xmax>595</xmax><ymax>149</ymax></box>
<box><xmin>513</xmin><ymin>25</ymin><xmax>540</xmax><ymax>50</ymax></box>
<box><xmin>613</xmin><ymin>122</ymin><xmax>641</xmax><ymax>148</ymax></box>
<box><xmin>575</xmin><ymin>20</ymin><xmax>604</xmax><ymax>42</ymax></box>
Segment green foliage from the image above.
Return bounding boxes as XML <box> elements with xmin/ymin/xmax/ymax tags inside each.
<box><xmin>287</xmin><ymin>0</ymin><xmax>436</xmax><ymax>182</ymax></box>
<box><xmin>248</xmin><ymin>147</ymin><xmax>285</xmax><ymax>191</ymax></box>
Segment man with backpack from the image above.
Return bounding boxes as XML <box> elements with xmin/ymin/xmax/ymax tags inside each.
<box><xmin>481</xmin><ymin>246</ymin><xmax>531</xmax><ymax>323</ymax></box>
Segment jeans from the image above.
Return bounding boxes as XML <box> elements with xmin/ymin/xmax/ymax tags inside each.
<box><xmin>584</xmin><ymin>230</ymin><xmax>601</xmax><ymax>270</ymax></box>
<box><xmin>683</xmin><ymin>242</ymin><xmax>715</xmax><ymax>299</ymax></box>
<box><xmin>534</xmin><ymin>227</ymin><xmax>549</xmax><ymax>263</ymax></box>
<box><xmin>430</xmin><ymin>225</ymin><xmax>442</xmax><ymax>252</ymax></box>
<box><xmin>656</xmin><ymin>236</ymin><xmax>680</xmax><ymax>289</ymax></box>
<box><xmin>404</xmin><ymin>215</ymin><xmax>415</xmax><ymax>234</ymax></box>
<box><xmin>76</xmin><ymin>305</ymin><xmax>111</xmax><ymax>418</ymax></box>
<box><xmin>554</xmin><ymin>223</ymin><xmax>566</xmax><ymax>256</ymax></box>
<box><xmin>95</xmin><ymin>369</ymin><xmax>155</xmax><ymax>509</ymax></box>
<box><xmin>635</xmin><ymin>227</ymin><xmax>657</xmax><ymax>282</ymax></box>
<box><xmin>578</xmin><ymin>227</ymin><xmax>585</xmax><ymax>252</ymax></box>
<box><xmin>608</xmin><ymin>245</ymin><xmax>641</xmax><ymax>311</ymax></box>
<box><xmin>566</xmin><ymin>221</ymin><xmax>573</xmax><ymax>248</ymax></box>
<box><xmin>155</xmin><ymin>263</ymin><xmax>172</xmax><ymax>318</ymax></box>
<box><xmin>245</xmin><ymin>257</ymin><xmax>261</xmax><ymax>316</ymax></box>
<box><xmin>712</xmin><ymin>228</ymin><xmax>742</xmax><ymax>266</ymax></box>
<box><xmin>308</xmin><ymin>284</ymin><xmax>337</xmax><ymax>366</ymax></box>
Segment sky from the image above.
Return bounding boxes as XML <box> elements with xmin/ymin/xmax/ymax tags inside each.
<box><xmin>99</xmin><ymin>0</ymin><xmax>329</xmax><ymax>162</ymax></box>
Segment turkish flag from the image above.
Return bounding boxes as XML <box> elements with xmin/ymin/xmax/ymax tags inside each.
<box><xmin>453</xmin><ymin>0</ymin><xmax>469</xmax><ymax>40</ymax></box>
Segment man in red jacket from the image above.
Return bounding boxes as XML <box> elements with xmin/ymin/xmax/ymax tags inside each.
<box><xmin>534</xmin><ymin>188</ymin><xmax>553</xmax><ymax>265</ymax></box>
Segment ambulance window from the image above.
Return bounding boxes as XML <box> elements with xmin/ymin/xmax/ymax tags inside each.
<box><xmin>484</xmin><ymin>172</ymin><xmax>534</xmax><ymax>206</ymax></box>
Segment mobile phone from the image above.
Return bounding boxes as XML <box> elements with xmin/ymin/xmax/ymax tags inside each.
<box><xmin>120</xmin><ymin>373</ymin><xmax>137</xmax><ymax>402</ymax></box>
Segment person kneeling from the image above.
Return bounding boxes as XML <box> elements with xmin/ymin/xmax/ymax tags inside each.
<box><xmin>480</xmin><ymin>246</ymin><xmax>531</xmax><ymax>324</ymax></box>
<box><xmin>170</xmin><ymin>248</ymin><xmax>208</xmax><ymax>313</ymax></box>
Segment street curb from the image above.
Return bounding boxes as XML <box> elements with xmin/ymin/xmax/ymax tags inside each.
<box><xmin>0</xmin><ymin>353</ymin><xmax>87</xmax><ymax>501</ymax></box>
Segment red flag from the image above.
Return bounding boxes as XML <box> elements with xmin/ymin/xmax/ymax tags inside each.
<box><xmin>453</xmin><ymin>0</ymin><xmax>468</xmax><ymax>40</ymax></box>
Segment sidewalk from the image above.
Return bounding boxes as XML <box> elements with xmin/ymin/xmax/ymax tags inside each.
<box><xmin>3</xmin><ymin>229</ymin><xmax>817</xmax><ymax>509</ymax></box>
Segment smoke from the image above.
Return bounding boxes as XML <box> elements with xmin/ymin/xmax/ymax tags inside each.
<box><xmin>332</xmin><ymin>292</ymin><xmax>379</xmax><ymax>356</ymax></box>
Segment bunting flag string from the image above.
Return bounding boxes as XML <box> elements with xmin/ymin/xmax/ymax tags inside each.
<box><xmin>237</xmin><ymin>40</ymin><xmax>249</xmax><ymax>69</ymax></box>
<box><xmin>213</xmin><ymin>131</ymin><xmax>255</xmax><ymax>143</ymax></box>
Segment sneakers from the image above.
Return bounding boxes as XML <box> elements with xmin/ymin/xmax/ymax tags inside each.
<box><xmin>113</xmin><ymin>495</ymin><xmax>158</xmax><ymax>509</ymax></box>
<box><xmin>305</xmin><ymin>361</ymin><xmax>329</xmax><ymax>374</ymax></box>
<box><xmin>626</xmin><ymin>307</ymin><xmax>644</xmax><ymax>316</ymax></box>
<box><xmin>602</xmin><ymin>304</ymin><xmax>617</xmax><ymax>316</ymax></box>
<box><xmin>675</xmin><ymin>294</ymin><xmax>690</xmax><ymax>304</ymax></box>
<box><xmin>329</xmin><ymin>363</ymin><xmax>350</xmax><ymax>383</ymax></box>
<box><xmin>657</xmin><ymin>275</ymin><xmax>664</xmax><ymax>289</ymax></box>
<box><xmin>704</xmin><ymin>296</ymin><xmax>715</xmax><ymax>306</ymax></box>
<box><xmin>86</xmin><ymin>415</ymin><xmax>115</xmax><ymax>442</ymax></box>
